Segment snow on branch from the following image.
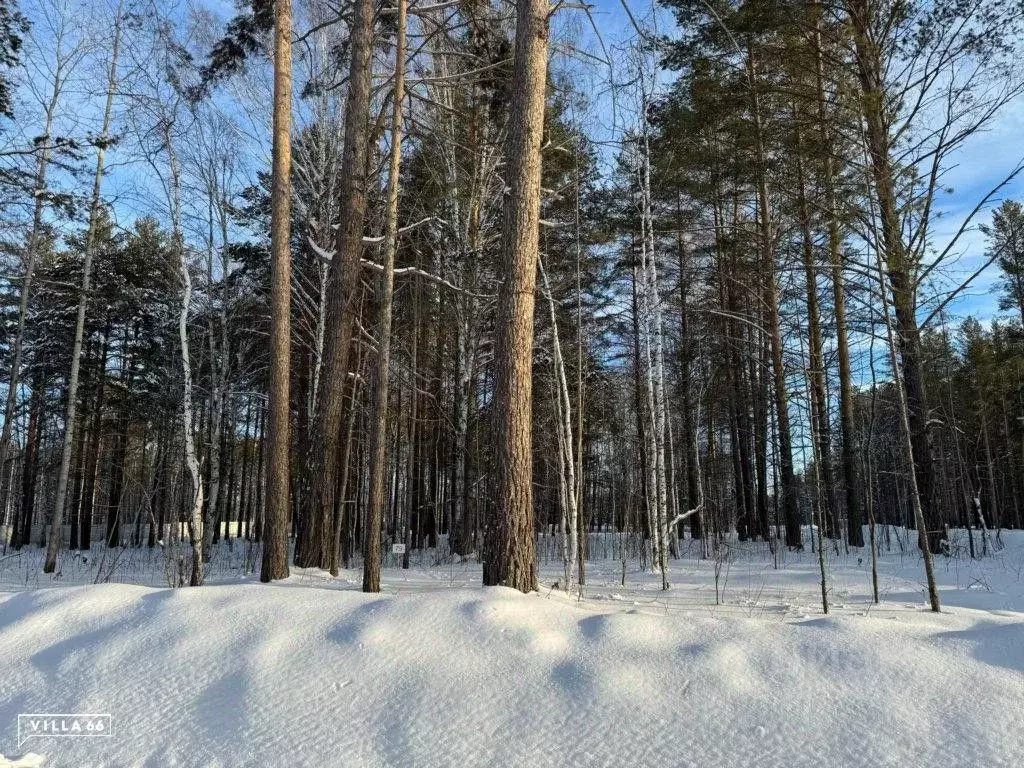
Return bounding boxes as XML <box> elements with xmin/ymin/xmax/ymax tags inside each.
<box><xmin>360</xmin><ymin>259</ymin><xmax>494</xmax><ymax>298</ymax></box>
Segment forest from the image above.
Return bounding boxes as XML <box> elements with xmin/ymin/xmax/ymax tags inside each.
<box><xmin>0</xmin><ymin>0</ymin><xmax>1022</xmax><ymax>605</ymax></box>
<box><xmin>2</xmin><ymin>0</ymin><xmax>1024</xmax><ymax>764</ymax></box>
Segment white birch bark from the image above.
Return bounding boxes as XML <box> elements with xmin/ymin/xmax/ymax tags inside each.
<box><xmin>44</xmin><ymin>4</ymin><xmax>121</xmax><ymax>573</ymax></box>
<box><xmin>165</xmin><ymin>126</ymin><xmax>205</xmax><ymax>585</ymax></box>
<box><xmin>539</xmin><ymin>255</ymin><xmax>577</xmax><ymax>593</ymax></box>
<box><xmin>638</xmin><ymin>92</ymin><xmax>669</xmax><ymax>589</ymax></box>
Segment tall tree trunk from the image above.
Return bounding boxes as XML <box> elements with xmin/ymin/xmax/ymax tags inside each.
<box><xmin>147</xmin><ymin>416</ymin><xmax>166</xmax><ymax>548</ymax></box>
<box><xmin>223</xmin><ymin>400</ymin><xmax>238</xmax><ymax>542</ymax></box>
<box><xmin>449</xmin><ymin>78</ymin><xmax>487</xmax><ymax>559</ymax></box>
<box><xmin>299</xmin><ymin>0</ymin><xmax>375</xmax><ymax>569</ymax></box>
<box><xmin>794</xmin><ymin>115</ymin><xmax>837</xmax><ymax>539</ymax></box>
<box><xmin>451</xmin><ymin>317</ymin><xmax>473</xmax><ymax>556</ymax></box>
<box><xmin>982</xmin><ymin>417</ymin><xmax>999</xmax><ymax>529</ymax></box>
<box><xmin>872</xmin><ymin>231</ymin><xmax>941</xmax><ymax>612</ymax></box>
<box><xmin>251</xmin><ymin>405</ymin><xmax>264</xmax><ymax>541</ymax></box>
<box><xmin>630</xmin><ymin>250</ymin><xmax>651</xmax><ymax>542</ymax></box>
<box><xmin>675</xmin><ymin>207</ymin><xmax>700</xmax><ymax>538</ymax></box>
<box><xmin>332</xmin><ymin>356</ymin><xmax>361</xmax><ymax>575</ymax></box>
<box><xmin>204</xmin><ymin>280</ymin><xmax>225</xmax><ymax>560</ymax></box>
<box><xmin>539</xmin><ymin>255</ymin><xmax>578</xmax><ymax>593</ymax></box>
<box><xmin>261</xmin><ymin>0</ymin><xmax>295</xmax><ymax>582</ymax></box>
<box><xmin>748</xmin><ymin>44</ymin><xmax>801</xmax><ymax>549</ymax></box>
<box><xmin>105</xmin><ymin>408</ymin><xmax>129</xmax><ymax>548</ymax></box>
<box><xmin>44</xmin><ymin>9</ymin><xmax>123</xmax><ymax>573</ymax></box>
<box><xmin>68</xmin><ymin>339</ymin><xmax>92</xmax><ymax>550</ymax></box>
<box><xmin>639</xmin><ymin>102</ymin><xmax>669</xmax><ymax>587</ymax></box>
<box><xmin>237</xmin><ymin>397</ymin><xmax>252</xmax><ymax>544</ymax></box>
<box><xmin>179</xmin><ymin>215</ymin><xmax>204</xmax><ymax>586</ymax></box>
<box><xmin>482</xmin><ymin>0</ymin><xmax>549</xmax><ymax>592</ymax></box>
<box><xmin>750</xmin><ymin>315</ymin><xmax>770</xmax><ymax>543</ymax></box>
<box><xmin>847</xmin><ymin>0</ymin><xmax>939</xmax><ymax>552</ymax></box>
<box><xmin>813</xmin><ymin>2</ymin><xmax>863</xmax><ymax>546</ymax></box>
<box><xmin>722</xmin><ymin>239</ymin><xmax>753</xmax><ymax>539</ymax></box>
<box><xmin>80</xmin><ymin>320</ymin><xmax>109</xmax><ymax>552</ymax></box>
<box><xmin>106</xmin><ymin>328</ymin><xmax>135</xmax><ymax>549</ymax></box>
<box><xmin>363</xmin><ymin>0</ymin><xmax>406</xmax><ymax>593</ymax></box>
<box><xmin>152</xmin><ymin>124</ymin><xmax>205</xmax><ymax>585</ymax></box>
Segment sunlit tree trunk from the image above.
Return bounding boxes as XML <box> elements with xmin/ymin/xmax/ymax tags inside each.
<box><xmin>300</xmin><ymin>0</ymin><xmax>375</xmax><ymax>569</ymax></box>
<box><xmin>261</xmin><ymin>0</ymin><xmax>294</xmax><ymax>582</ymax></box>
<box><xmin>483</xmin><ymin>0</ymin><xmax>549</xmax><ymax>592</ymax></box>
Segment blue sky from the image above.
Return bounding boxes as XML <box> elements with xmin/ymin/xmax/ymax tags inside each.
<box><xmin>566</xmin><ymin>0</ymin><xmax>1024</xmax><ymax>330</ymax></box>
<box><xmin>9</xmin><ymin>0</ymin><xmax>1023</xmax><ymax>331</ymax></box>
<box><xmin>921</xmin><ymin>100</ymin><xmax>1024</xmax><ymax>324</ymax></box>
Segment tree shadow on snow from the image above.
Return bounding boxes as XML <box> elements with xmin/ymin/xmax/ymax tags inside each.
<box><xmin>934</xmin><ymin>622</ymin><xmax>1024</xmax><ymax>673</ymax></box>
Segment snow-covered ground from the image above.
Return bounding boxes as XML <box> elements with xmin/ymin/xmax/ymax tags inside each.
<box><xmin>0</xmin><ymin>529</ymin><xmax>1021</xmax><ymax>767</ymax></box>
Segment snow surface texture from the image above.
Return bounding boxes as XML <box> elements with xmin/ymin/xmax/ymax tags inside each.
<box><xmin>0</xmin><ymin>531</ymin><xmax>1022</xmax><ymax>767</ymax></box>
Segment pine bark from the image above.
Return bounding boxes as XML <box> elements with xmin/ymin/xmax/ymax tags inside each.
<box><xmin>299</xmin><ymin>0</ymin><xmax>375</xmax><ymax>569</ymax></box>
<box><xmin>482</xmin><ymin>0</ymin><xmax>550</xmax><ymax>592</ymax></box>
<box><xmin>261</xmin><ymin>0</ymin><xmax>294</xmax><ymax>582</ymax></box>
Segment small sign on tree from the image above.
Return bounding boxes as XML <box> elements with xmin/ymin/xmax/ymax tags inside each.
<box><xmin>392</xmin><ymin>543</ymin><xmax>406</xmax><ymax>555</ymax></box>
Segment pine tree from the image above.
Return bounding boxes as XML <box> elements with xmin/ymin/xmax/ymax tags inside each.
<box><xmin>483</xmin><ymin>0</ymin><xmax>551</xmax><ymax>592</ymax></box>
<box><xmin>260</xmin><ymin>0</ymin><xmax>293</xmax><ymax>583</ymax></box>
<box><xmin>984</xmin><ymin>200</ymin><xmax>1024</xmax><ymax>328</ymax></box>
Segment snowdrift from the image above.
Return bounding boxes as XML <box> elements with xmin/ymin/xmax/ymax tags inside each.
<box><xmin>0</xmin><ymin>577</ymin><xmax>1021</xmax><ymax>767</ymax></box>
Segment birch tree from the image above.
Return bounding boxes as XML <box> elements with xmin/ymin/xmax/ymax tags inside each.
<box><xmin>43</xmin><ymin>0</ymin><xmax>119</xmax><ymax>573</ymax></box>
